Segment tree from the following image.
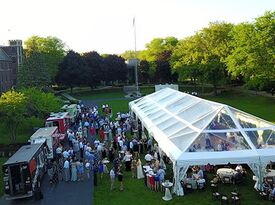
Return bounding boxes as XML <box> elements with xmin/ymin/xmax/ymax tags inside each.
<box><xmin>138</xmin><ymin>60</ymin><xmax>150</xmax><ymax>84</ymax></box>
<box><xmin>120</xmin><ymin>50</ymin><xmax>137</xmax><ymax>60</ymax></box>
<box><xmin>0</xmin><ymin>90</ymin><xmax>27</xmax><ymax>143</ymax></box>
<box><xmin>226</xmin><ymin>11</ymin><xmax>275</xmax><ymax>90</ymax></box>
<box><xmin>20</xmin><ymin>88</ymin><xmax>62</xmax><ymax>119</ymax></box>
<box><xmin>200</xmin><ymin>22</ymin><xmax>234</xmax><ymax>94</ymax></box>
<box><xmin>102</xmin><ymin>55</ymin><xmax>128</xmax><ymax>85</ymax></box>
<box><xmin>171</xmin><ymin>34</ymin><xmax>205</xmax><ymax>84</ymax></box>
<box><xmin>24</xmin><ymin>36</ymin><xmax>66</xmax><ymax>82</ymax></box>
<box><xmin>139</xmin><ymin>37</ymin><xmax>178</xmax><ymax>83</ymax></box>
<box><xmin>17</xmin><ymin>52</ymin><xmax>51</xmax><ymax>88</ymax></box>
<box><xmin>171</xmin><ymin>22</ymin><xmax>233</xmax><ymax>94</ymax></box>
<box><xmin>56</xmin><ymin>50</ymin><xmax>84</xmax><ymax>93</ymax></box>
<box><xmin>82</xmin><ymin>51</ymin><xmax>103</xmax><ymax>88</ymax></box>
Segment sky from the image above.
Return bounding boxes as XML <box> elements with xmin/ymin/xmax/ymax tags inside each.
<box><xmin>0</xmin><ymin>0</ymin><xmax>274</xmax><ymax>54</ymax></box>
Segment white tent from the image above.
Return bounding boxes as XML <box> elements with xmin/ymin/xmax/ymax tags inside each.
<box><xmin>129</xmin><ymin>88</ymin><xmax>275</xmax><ymax>195</ymax></box>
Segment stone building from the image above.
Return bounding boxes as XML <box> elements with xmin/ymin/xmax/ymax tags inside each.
<box><xmin>0</xmin><ymin>40</ymin><xmax>23</xmax><ymax>93</ymax></box>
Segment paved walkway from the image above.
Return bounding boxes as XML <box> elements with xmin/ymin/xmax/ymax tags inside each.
<box><xmin>1</xmin><ymin>174</ymin><xmax>94</xmax><ymax>205</ymax></box>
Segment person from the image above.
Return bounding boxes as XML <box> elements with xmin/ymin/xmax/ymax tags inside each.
<box><xmin>235</xmin><ymin>164</ymin><xmax>243</xmax><ymax>172</ymax></box>
<box><xmin>123</xmin><ymin>151</ymin><xmax>133</xmax><ymax>171</ymax></box>
<box><xmin>56</xmin><ymin>144</ymin><xmax>62</xmax><ymax>160</ymax></box>
<box><xmin>63</xmin><ymin>159</ymin><xmax>70</xmax><ymax>182</ymax></box>
<box><xmin>144</xmin><ymin>152</ymin><xmax>154</xmax><ymax>164</ymax></box>
<box><xmin>233</xmin><ymin>169</ymin><xmax>243</xmax><ymax>184</ymax></box>
<box><xmin>197</xmin><ymin>167</ymin><xmax>204</xmax><ymax>179</ymax></box>
<box><xmin>99</xmin><ymin>161</ymin><xmax>104</xmax><ymax>179</ymax></box>
<box><xmin>117</xmin><ymin>165</ymin><xmax>124</xmax><ymax>191</ymax></box>
<box><xmin>269</xmin><ymin>184</ymin><xmax>275</xmax><ymax>200</ymax></box>
<box><xmin>77</xmin><ymin>159</ymin><xmax>84</xmax><ymax>181</ymax></box>
<box><xmin>131</xmin><ymin>159</ymin><xmax>137</xmax><ymax>178</ymax></box>
<box><xmin>47</xmin><ymin>159</ymin><xmax>54</xmax><ymax>183</ymax></box>
<box><xmin>71</xmin><ymin>159</ymin><xmax>77</xmax><ymax>182</ymax></box>
<box><xmin>110</xmin><ymin>167</ymin><xmax>116</xmax><ymax>191</ymax></box>
<box><xmin>271</xmin><ymin>87</ymin><xmax>274</xmax><ymax>96</ymax></box>
<box><xmin>85</xmin><ymin>160</ymin><xmax>91</xmax><ymax>179</ymax></box>
<box><xmin>136</xmin><ymin>159</ymin><xmax>144</xmax><ymax>179</ymax></box>
<box><xmin>263</xmin><ymin>178</ymin><xmax>271</xmax><ymax>194</ymax></box>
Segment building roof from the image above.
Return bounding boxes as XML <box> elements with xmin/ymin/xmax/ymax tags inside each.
<box><xmin>0</xmin><ymin>48</ymin><xmax>11</xmax><ymax>61</ymax></box>
<box><xmin>4</xmin><ymin>143</ymin><xmax>44</xmax><ymax>165</ymax></box>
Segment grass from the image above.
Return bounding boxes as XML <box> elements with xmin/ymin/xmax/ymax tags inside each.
<box><xmin>72</xmin><ymin>88</ymin><xmax>275</xmax><ymax>205</ymax></box>
<box><xmin>205</xmin><ymin>91</ymin><xmax>275</xmax><ymax>123</ymax></box>
<box><xmin>94</xmin><ymin>167</ymin><xmax>272</xmax><ymax>205</ymax></box>
<box><xmin>0</xmin><ymin>117</ymin><xmax>44</xmax><ymax>145</ymax></box>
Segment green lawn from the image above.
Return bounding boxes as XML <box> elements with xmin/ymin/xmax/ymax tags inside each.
<box><xmin>72</xmin><ymin>88</ymin><xmax>275</xmax><ymax>205</ymax></box>
<box><xmin>94</xmin><ymin>167</ymin><xmax>272</xmax><ymax>205</ymax></box>
<box><xmin>205</xmin><ymin>91</ymin><xmax>275</xmax><ymax>123</ymax></box>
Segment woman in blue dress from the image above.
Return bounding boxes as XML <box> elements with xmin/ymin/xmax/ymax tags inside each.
<box><xmin>77</xmin><ymin>159</ymin><xmax>85</xmax><ymax>181</ymax></box>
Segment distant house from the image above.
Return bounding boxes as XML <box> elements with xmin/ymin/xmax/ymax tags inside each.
<box><xmin>0</xmin><ymin>40</ymin><xmax>23</xmax><ymax>94</ymax></box>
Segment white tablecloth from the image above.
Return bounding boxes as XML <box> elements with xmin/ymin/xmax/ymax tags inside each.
<box><xmin>266</xmin><ymin>169</ymin><xmax>275</xmax><ymax>177</ymax></box>
<box><xmin>217</xmin><ymin>168</ymin><xmax>237</xmax><ymax>178</ymax></box>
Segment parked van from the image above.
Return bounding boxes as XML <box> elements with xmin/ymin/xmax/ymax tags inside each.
<box><xmin>2</xmin><ymin>143</ymin><xmax>48</xmax><ymax>200</ymax></box>
<box><xmin>30</xmin><ymin>127</ymin><xmax>64</xmax><ymax>159</ymax></box>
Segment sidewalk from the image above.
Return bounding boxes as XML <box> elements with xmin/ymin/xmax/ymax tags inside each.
<box><xmin>0</xmin><ymin>174</ymin><xmax>94</xmax><ymax>205</ymax></box>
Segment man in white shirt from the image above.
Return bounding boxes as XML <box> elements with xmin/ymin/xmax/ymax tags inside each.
<box><xmin>145</xmin><ymin>152</ymin><xmax>154</xmax><ymax>163</ymax></box>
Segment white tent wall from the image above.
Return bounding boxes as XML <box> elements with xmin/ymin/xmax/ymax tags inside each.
<box><xmin>129</xmin><ymin>88</ymin><xmax>275</xmax><ymax>196</ymax></box>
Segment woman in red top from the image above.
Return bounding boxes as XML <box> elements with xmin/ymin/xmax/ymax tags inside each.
<box><xmin>100</xmin><ymin>127</ymin><xmax>105</xmax><ymax>142</ymax></box>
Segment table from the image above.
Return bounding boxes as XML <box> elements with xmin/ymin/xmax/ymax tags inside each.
<box><xmin>217</xmin><ymin>168</ymin><xmax>237</xmax><ymax>184</ymax></box>
<box><xmin>217</xmin><ymin>168</ymin><xmax>237</xmax><ymax>178</ymax></box>
<box><xmin>265</xmin><ymin>169</ymin><xmax>275</xmax><ymax>177</ymax></box>
<box><xmin>162</xmin><ymin>182</ymin><xmax>173</xmax><ymax>201</ymax></box>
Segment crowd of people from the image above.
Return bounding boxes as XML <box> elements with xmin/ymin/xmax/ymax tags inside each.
<box><xmin>47</xmin><ymin>103</ymin><xmax>168</xmax><ymax>192</ymax></box>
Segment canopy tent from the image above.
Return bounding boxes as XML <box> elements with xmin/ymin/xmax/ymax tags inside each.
<box><xmin>129</xmin><ymin>88</ymin><xmax>275</xmax><ymax>195</ymax></box>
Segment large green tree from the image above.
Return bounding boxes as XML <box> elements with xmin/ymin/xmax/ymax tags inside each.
<box><xmin>82</xmin><ymin>51</ymin><xmax>103</xmax><ymax>88</ymax></box>
<box><xmin>102</xmin><ymin>55</ymin><xmax>128</xmax><ymax>85</ymax></box>
<box><xmin>0</xmin><ymin>90</ymin><xmax>27</xmax><ymax>143</ymax></box>
<box><xmin>226</xmin><ymin>11</ymin><xmax>275</xmax><ymax>89</ymax></box>
<box><xmin>139</xmin><ymin>37</ymin><xmax>178</xmax><ymax>83</ymax></box>
<box><xmin>171</xmin><ymin>34</ymin><xmax>204</xmax><ymax>84</ymax></box>
<box><xmin>17</xmin><ymin>52</ymin><xmax>51</xmax><ymax>88</ymax></box>
<box><xmin>24</xmin><ymin>36</ymin><xmax>66</xmax><ymax>82</ymax></box>
<box><xmin>20</xmin><ymin>88</ymin><xmax>61</xmax><ymax>119</ymax></box>
<box><xmin>56</xmin><ymin>50</ymin><xmax>84</xmax><ymax>93</ymax></box>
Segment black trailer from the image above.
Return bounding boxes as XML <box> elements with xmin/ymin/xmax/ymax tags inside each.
<box><xmin>2</xmin><ymin>143</ymin><xmax>48</xmax><ymax>200</ymax></box>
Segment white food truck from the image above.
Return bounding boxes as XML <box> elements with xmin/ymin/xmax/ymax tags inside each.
<box><xmin>30</xmin><ymin>127</ymin><xmax>61</xmax><ymax>159</ymax></box>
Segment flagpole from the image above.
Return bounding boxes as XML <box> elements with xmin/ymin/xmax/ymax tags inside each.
<box><xmin>133</xmin><ymin>17</ymin><xmax>139</xmax><ymax>94</ymax></box>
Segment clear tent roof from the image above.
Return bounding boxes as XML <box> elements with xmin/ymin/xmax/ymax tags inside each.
<box><xmin>129</xmin><ymin>88</ymin><xmax>275</xmax><ymax>160</ymax></box>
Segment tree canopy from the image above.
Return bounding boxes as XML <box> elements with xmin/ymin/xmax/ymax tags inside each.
<box><xmin>0</xmin><ymin>90</ymin><xmax>27</xmax><ymax>142</ymax></box>
<box><xmin>24</xmin><ymin>35</ymin><xmax>66</xmax><ymax>82</ymax></box>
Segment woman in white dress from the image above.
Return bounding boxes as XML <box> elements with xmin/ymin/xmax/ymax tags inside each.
<box><xmin>136</xmin><ymin>159</ymin><xmax>144</xmax><ymax>179</ymax></box>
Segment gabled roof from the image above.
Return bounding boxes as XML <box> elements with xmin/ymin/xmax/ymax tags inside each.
<box><xmin>0</xmin><ymin>48</ymin><xmax>12</xmax><ymax>61</ymax></box>
<box><xmin>129</xmin><ymin>88</ymin><xmax>275</xmax><ymax>162</ymax></box>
